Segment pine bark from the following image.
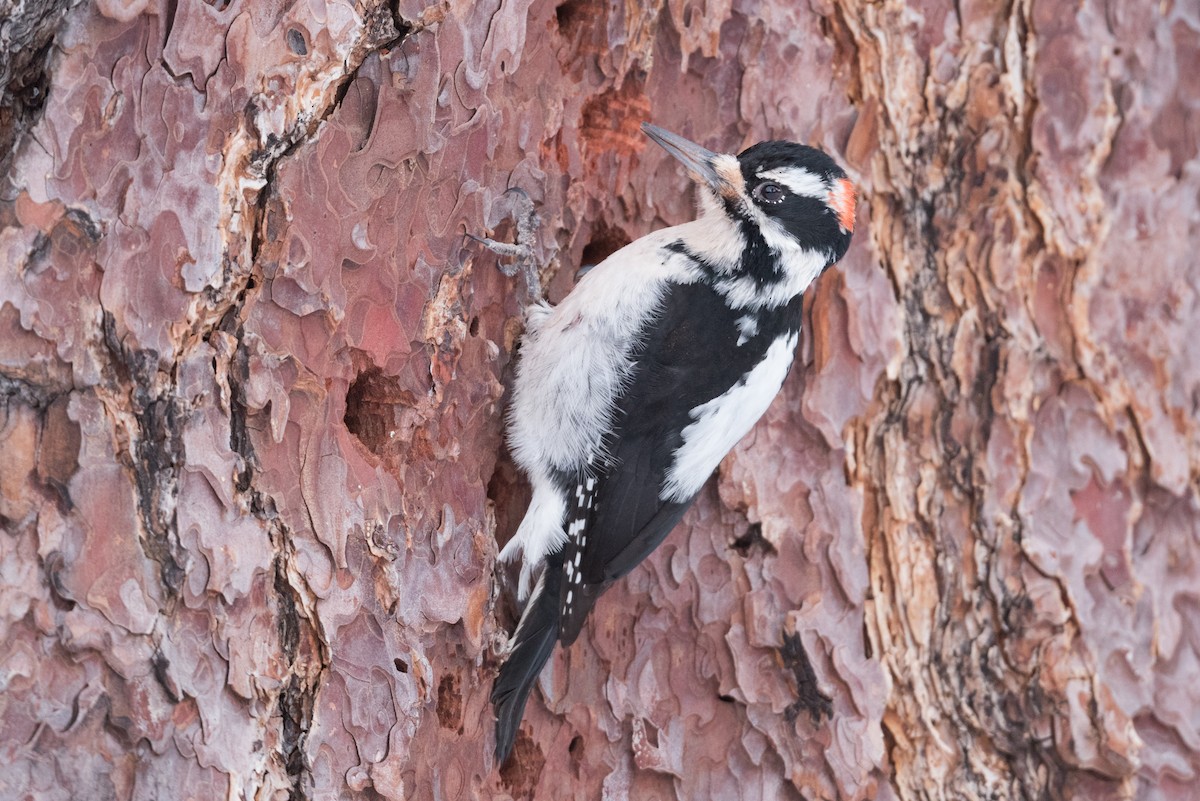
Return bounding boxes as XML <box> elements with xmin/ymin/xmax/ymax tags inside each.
<box><xmin>0</xmin><ymin>1</ymin><xmax>1196</xmax><ymax>799</ymax></box>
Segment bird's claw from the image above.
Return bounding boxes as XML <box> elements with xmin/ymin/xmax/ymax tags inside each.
<box><xmin>472</xmin><ymin>187</ymin><xmax>542</xmax><ymax>297</ymax></box>
<box><xmin>470</xmin><ymin>234</ymin><xmax>532</xmax><ymax>275</ymax></box>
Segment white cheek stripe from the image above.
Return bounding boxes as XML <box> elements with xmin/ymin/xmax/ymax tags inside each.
<box><xmin>676</xmin><ymin>186</ymin><xmax>829</xmax><ymax>310</ymax></box>
<box><xmin>661</xmin><ymin>333</ymin><xmax>799</xmax><ymax>502</ymax></box>
<box><xmin>756</xmin><ymin>166</ymin><xmax>827</xmax><ymax>199</ymax></box>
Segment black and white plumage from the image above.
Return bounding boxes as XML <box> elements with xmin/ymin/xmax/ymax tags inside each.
<box><xmin>490</xmin><ymin>123</ymin><xmax>856</xmax><ymax>764</ymax></box>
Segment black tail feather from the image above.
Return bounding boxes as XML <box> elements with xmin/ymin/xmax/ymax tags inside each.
<box><xmin>492</xmin><ymin>553</ymin><xmax>562</xmax><ymax>764</ymax></box>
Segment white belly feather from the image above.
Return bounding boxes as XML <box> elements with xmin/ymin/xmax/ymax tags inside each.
<box><xmin>501</xmin><ymin>228</ymin><xmax>700</xmax><ymax>595</ymax></box>
<box><xmin>506</xmin><ymin>229</ymin><xmax>699</xmax><ymax>477</ymax></box>
<box><xmin>660</xmin><ymin>333</ymin><xmax>798</xmax><ymax>502</ymax></box>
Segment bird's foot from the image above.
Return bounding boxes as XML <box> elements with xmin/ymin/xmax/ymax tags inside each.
<box><xmin>471</xmin><ymin>187</ymin><xmax>542</xmax><ymax>298</ymax></box>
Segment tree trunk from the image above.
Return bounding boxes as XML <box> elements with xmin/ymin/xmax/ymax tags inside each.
<box><xmin>1</xmin><ymin>1</ymin><xmax>1195</xmax><ymax>799</ymax></box>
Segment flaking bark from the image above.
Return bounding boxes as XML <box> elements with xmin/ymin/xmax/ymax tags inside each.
<box><xmin>0</xmin><ymin>1</ymin><xmax>1196</xmax><ymax>799</ymax></box>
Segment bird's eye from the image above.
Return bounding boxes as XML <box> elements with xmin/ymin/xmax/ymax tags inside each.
<box><xmin>754</xmin><ymin>182</ymin><xmax>785</xmax><ymax>204</ymax></box>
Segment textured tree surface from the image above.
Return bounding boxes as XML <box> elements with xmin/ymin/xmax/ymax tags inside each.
<box><xmin>0</xmin><ymin>0</ymin><xmax>1197</xmax><ymax>798</ymax></box>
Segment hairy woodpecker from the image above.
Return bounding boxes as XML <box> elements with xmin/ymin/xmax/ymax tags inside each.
<box><xmin>489</xmin><ymin>123</ymin><xmax>856</xmax><ymax>764</ymax></box>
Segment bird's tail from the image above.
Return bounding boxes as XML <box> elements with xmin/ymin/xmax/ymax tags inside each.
<box><xmin>492</xmin><ymin>554</ymin><xmax>562</xmax><ymax>764</ymax></box>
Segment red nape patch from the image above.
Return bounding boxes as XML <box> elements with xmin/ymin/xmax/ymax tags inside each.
<box><xmin>829</xmin><ymin>177</ymin><xmax>857</xmax><ymax>232</ymax></box>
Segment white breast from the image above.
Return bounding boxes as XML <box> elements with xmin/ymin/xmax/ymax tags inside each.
<box><xmin>660</xmin><ymin>332</ymin><xmax>799</xmax><ymax>502</ymax></box>
<box><xmin>506</xmin><ymin>228</ymin><xmax>700</xmax><ymax>476</ymax></box>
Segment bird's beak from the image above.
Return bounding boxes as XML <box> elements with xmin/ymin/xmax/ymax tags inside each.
<box><xmin>641</xmin><ymin>123</ymin><xmax>741</xmax><ymax>199</ymax></box>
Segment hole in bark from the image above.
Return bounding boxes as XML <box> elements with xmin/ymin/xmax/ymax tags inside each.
<box><xmin>393</xmin><ymin>657</ymin><xmax>408</xmax><ymax>673</ymax></box>
<box><xmin>286</xmin><ymin>28</ymin><xmax>307</xmax><ymax>55</ymax></box>
<box><xmin>568</xmin><ymin>735</ymin><xmax>582</xmax><ymax>755</ymax></box>
<box><xmin>555</xmin><ymin>0</ymin><xmax>587</xmax><ymax>39</ymax></box>
<box><xmin>344</xmin><ymin>366</ymin><xmax>411</xmax><ymax>457</ymax></box>
<box><xmin>718</xmin><ymin>693</ymin><xmax>737</xmax><ymax>704</ymax></box>
<box><xmin>469</xmin><ymin>316</ymin><xmax>480</xmax><ymax>336</ymax></box>
<box><xmin>643</xmin><ymin>719</ymin><xmax>660</xmax><ymax>749</ymax></box>
<box><xmin>436</xmin><ymin>674</ymin><xmax>464</xmax><ymax>732</ymax></box>
<box><xmin>730</xmin><ymin>522</ymin><xmax>775</xmax><ymax>556</ymax></box>
<box><xmin>579</xmin><ymin>223</ymin><xmax>631</xmax><ymax>272</ymax></box>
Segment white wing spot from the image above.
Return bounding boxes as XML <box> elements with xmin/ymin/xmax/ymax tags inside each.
<box><xmin>566</xmin><ymin>590</ymin><xmax>573</xmax><ymax>605</ymax></box>
<box><xmin>585</xmin><ymin>477</ymin><xmax>596</xmax><ymax>491</ymax></box>
<box><xmin>736</xmin><ymin>314</ymin><xmax>759</xmax><ymax>346</ymax></box>
<box><xmin>574</xmin><ymin>552</ymin><xmax>581</xmax><ymax>568</ymax></box>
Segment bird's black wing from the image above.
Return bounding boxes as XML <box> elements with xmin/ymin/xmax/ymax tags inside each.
<box><xmin>557</xmin><ymin>279</ymin><xmax>793</xmax><ymax>644</ymax></box>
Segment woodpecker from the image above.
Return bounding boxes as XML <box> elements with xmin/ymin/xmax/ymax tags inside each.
<box><xmin>489</xmin><ymin>123</ymin><xmax>856</xmax><ymax>764</ymax></box>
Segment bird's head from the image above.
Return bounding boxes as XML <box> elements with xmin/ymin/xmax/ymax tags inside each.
<box><xmin>642</xmin><ymin>123</ymin><xmax>855</xmax><ymax>270</ymax></box>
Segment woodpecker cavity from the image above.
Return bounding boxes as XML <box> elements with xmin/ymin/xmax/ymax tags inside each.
<box><xmin>486</xmin><ymin>122</ymin><xmax>856</xmax><ymax>765</ymax></box>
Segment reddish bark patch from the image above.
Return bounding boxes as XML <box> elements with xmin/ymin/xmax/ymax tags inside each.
<box><xmin>436</xmin><ymin>673</ymin><xmax>464</xmax><ymax>733</ymax></box>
